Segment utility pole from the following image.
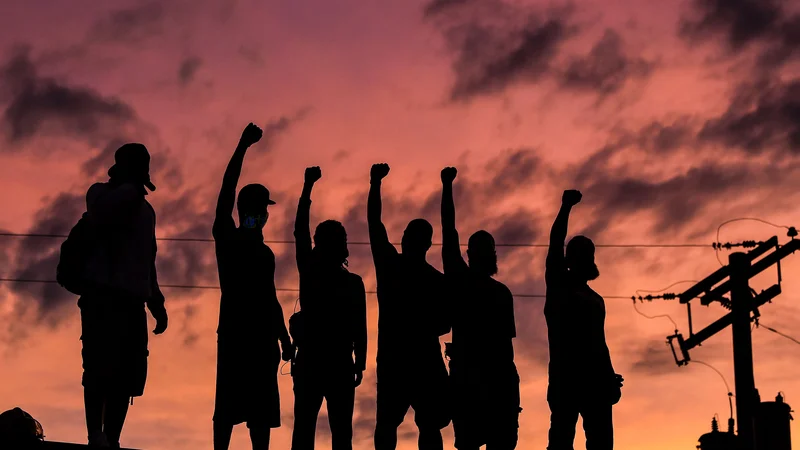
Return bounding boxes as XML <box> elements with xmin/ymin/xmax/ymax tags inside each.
<box><xmin>730</xmin><ymin>252</ymin><xmax>758</xmax><ymax>450</ymax></box>
<box><xmin>659</xmin><ymin>235</ymin><xmax>800</xmax><ymax>450</ymax></box>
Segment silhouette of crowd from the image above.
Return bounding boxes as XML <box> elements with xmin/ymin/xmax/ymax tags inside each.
<box><xmin>55</xmin><ymin>123</ymin><xmax>624</xmax><ymax>449</ymax></box>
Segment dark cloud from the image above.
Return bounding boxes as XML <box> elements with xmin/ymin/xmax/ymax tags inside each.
<box><xmin>9</xmin><ymin>192</ymin><xmax>84</xmax><ymax>327</ymax></box>
<box><xmin>256</xmin><ymin>108</ymin><xmax>312</xmax><ymax>152</ymax></box>
<box><xmin>679</xmin><ymin>0</ymin><xmax>782</xmax><ymax>51</ymax></box>
<box><xmin>238</xmin><ymin>45</ymin><xmax>265</xmax><ymax>66</ymax></box>
<box><xmin>697</xmin><ymin>77</ymin><xmax>800</xmax><ymax>155</ymax></box>
<box><xmin>178</xmin><ymin>57</ymin><xmax>203</xmax><ymax>86</ymax></box>
<box><xmin>425</xmin><ymin>0</ymin><xmax>574</xmax><ymax>101</ymax></box>
<box><xmin>561</xmin><ymin>29</ymin><xmax>654</xmax><ymax>96</ymax></box>
<box><xmin>629</xmin><ymin>338</ymin><xmax>682</xmax><ymax>376</ymax></box>
<box><xmin>0</xmin><ymin>49</ymin><xmax>136</xmax><ymax>147</ymax></box>
<box><xmin>89</xmin><ymin>1</ymin><xmax>166</xmax><ymax>44</ymax></box>
<box><xmin>679</xmin><ymin>0</ymin><xmax>800</xmax><ymax>69</ymax></box>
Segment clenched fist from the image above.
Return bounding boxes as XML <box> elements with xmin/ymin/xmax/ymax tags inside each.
<box><xmin>562</xmin><ymin>190</ymin><xmax>582</xmax><ymax>206</ymax></box>
<box><xmin>371</xmin><ymin>163</ymin><xmax>390</xmax><ymax>182</ymax></box>
<box><xmin>441</xmin><ymin>167</ymin><xmax>457</xmax><ymax>183</ymax></box>
<box><xmin>305</xmin><ymin>166</ymin><xmax>322</xmax><ymax>183</ymax></box>
<box><xmin>239</xmin><ymin>123</ymin><xmax>263</xmax><ymax>147</ymax></box>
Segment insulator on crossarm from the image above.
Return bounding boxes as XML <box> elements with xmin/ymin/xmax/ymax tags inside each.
<box><xmin>662</xmin><ymin>292</ymin><xmax>677</xmax><ymax>300</ymax></box>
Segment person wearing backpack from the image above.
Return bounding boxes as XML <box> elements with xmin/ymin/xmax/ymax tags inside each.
<box><xmin>212</xmin><ymin>123</ymin><xmax>294</xmax><ymax>450</ymax></box>
<box><xmin>290</xmin><ymin>166</ymin><xmax>367</xmax><ymax>450</ymax></box>
<box><xmin>74</xmin><ymin>142</ymin><xmax>168</xmax><ymax>448</ymax></box>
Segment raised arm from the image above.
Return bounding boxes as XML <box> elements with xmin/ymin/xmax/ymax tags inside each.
<box><xmin>368</xmin><ymin>163</ymin><xmax>397</xmax><ymax>261</ymax></box>
<box><xmin>213</xmin><ymin>123</ymin><xmax>263</xmax><ymax>234</ymax></box>
<box><xmin>546</xmin><ymin>190</ymin><xmax>581</xmax><ymax>283</ymax></box>
<box><xmin>294</xmin><ymin>167</ymin><xmax>321</xmax><ymax>271</ymax></box>
<box><xmin>353</xmin><ymin>276</ymin><xmax>367</xmax><ymax>386</ymax></box>
<box><xmin>440</xmin><ymin>167</ymin><xmax>468</xmax><ymax>273</ymax></box>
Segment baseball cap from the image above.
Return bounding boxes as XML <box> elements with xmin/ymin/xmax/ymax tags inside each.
<box><xmin>108</xmin><ymin>143</ymin><xmax>156</xmax><ymax>191</ymax></box>
<box><xmin>238</xmin><ymin>183</ymin><xmax>276</xmax><ymax>209</ymax></box>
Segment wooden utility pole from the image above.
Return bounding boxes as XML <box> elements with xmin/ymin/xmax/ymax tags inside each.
<box><xmin>730</xmin><ymin>252</ymin><xmax>758</xmax><ymax>450</ymax></box>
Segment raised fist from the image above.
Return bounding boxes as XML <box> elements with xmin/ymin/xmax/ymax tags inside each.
<box><xmin>240</xmin><ymin>123</ymin><xmax>263</xmax><ymax>147</ymax></box>
<box><xmin>441</xmin><ymin>167</ymin><xmax>457</xmax><ymax>183</ymax></box>
<box><xmin>562</xmin><ymin>189</ymin><xmax>582</xmax><ymax>206</ymax></box>
<box><xmin>371</xmin><ymin>163</ymin><xmax>390</xmax><ymax>181</ymax></box>
<box><xmin>305</xmin><ymin>166</ymin><xmax>322</xmax><ymax>183</ymax></box>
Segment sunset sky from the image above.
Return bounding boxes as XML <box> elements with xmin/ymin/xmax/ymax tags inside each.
<box><xmin>1</xmin><ymin>0</ymin><xmax>800</xmax><ymax>449</ymax></box>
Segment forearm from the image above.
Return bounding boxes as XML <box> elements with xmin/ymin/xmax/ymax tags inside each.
<box><xmin>550</xmin><ymin>204</ymin><xmax>572</xmax><ymax>245</ymax></box>
<box><xmin>367</xmin><ymin>180</ymin><xmax>382</xmax><ymax>225</ymax></box>
<box><xmin>215</xmin><ymin>144</ymin><xmax>248</xmax><ymax>217</ymax></box>
<box><xmin>441</xmin><ymin>182</ymin><xmax>455</xmax><ymax>230</ymax></box>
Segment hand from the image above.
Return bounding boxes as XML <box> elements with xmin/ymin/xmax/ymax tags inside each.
<box><xmin>610</xmin><ymin>373</ymin><xmax>623</xmax><ymax>405</ymax></box>
<box><xmin>281</xmin><ymin>341</ymin><xmax>295</xmax><ymax>362</ymax></box>
<box><xmin>615</xmin><ymin>373</ymin><xmax>624</xmax><ymax>387</ymax></box>
<box><xmin>441</xmin><ymin>167</ymin><xmax>457</xmax><ymax>183</ymax></box>
<box><xmin>239</xmin><ymin>123</ymin><xmax>263</xmax><ymax>147</ymax></box>
<box><xmin>153</xmin><ymin>309</ymin><xmax>168</xmax><ymax>335</ymax></box>
<box><xmin>305</xmin><ymin>166</ymin><xmax>322</xmax><ymax>184</ymax></box>
<box><xmin>354</xmin><ymin>370</ymin><xmax>364</xmax><ymax>387</ymax></box>
<box><xmin>371</xmin><ymin>163</ymin><xmax>390</xmax><ymax>181</ymax></box>
<box><xmin>562</xmin><ymin>189</ymin><xmax>582</xmax><ymax>206</ymax></box>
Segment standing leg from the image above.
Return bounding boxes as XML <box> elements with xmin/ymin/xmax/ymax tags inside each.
<box><xmin>249</xmin><ymin>426</ymin><xmax>271</xmax><ymax>450</ymax></box>
<box><xmin>292</xmin><ymin>375</ymin><xmax>324</xmax><ymax>450</ymax></box>
<box><xmin>326</xmin><ymin>375</ymin><xmax>355</xmax><ymax>450</ymax></box>
<box><xmin>213</xmin><ymin>422</ymin><xmax>235</xmax><ymax>450</ymax></box>
<box><xmin>103</xmin><ymin>394</ymin><xmax>130</xmax><ymax>446</ymax></box>
<box><xmin>84</xmin><ymin>388</ymin><xmax>106</xmax><ymax>445</ymax></box>
<box><xmin>375</xmin><ymin>378</ymin><xmax>409</xmax><ymax>450</ymax></box>
<box><xmin>582</xmin><ymin>402</ymin><xmax>613</xmax><ymax>450</ymax></box>
<box><xmin>80</xmin><ymin>298</ymin><xmax>108</xmax><ymax>446</ymax></box>
<box><xmin>546</xmin><ymin>397</ymin><xmax>579</xmax><ymax>450</ymax></box>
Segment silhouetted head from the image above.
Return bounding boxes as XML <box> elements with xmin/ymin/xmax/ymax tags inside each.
<box><xmin>401</xmin><ymin>219</ymin><xmax>433</xmax><ymax>259</ymax></box>
<box><xmin>237</xmin><ymin>184</ymin><xmax>275</xmax><ymax>230</ymax></box>
<box><xmin>313</xmin><ymin>220</ymin><xmax>349</xmax><ymax>268</ymax></box>
<box><xmin>108</xmin><ymin>143</ymin><xmax>156</xmax><ymax>193</ymax></box>
<box><xmin>467</xmin><ymin>230</ymin><xmax>498</xmax><ymax>276</ymax></box>
<box><xmin>566</xmin><ymin>235</ymin><xmax>599</xmax><ymax>282</ymax></box>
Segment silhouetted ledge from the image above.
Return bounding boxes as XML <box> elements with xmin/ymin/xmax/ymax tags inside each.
<box><xmin>13</xmin><ymin>442</ymin><xmax>140</xmax><ymax>450</ymax></box>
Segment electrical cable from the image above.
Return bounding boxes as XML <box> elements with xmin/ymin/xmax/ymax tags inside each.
<box><xmin>757</xmin><ymin>322</ymin><xmax>800</xmax><ymax>346</ymax></box>
<box><xmin>715</xmin><ymin>218</ymin><xmax>791</xmax><ymax>266</ymax></box>
<box><xmin>692</xmin><ymin>359</ymin><xmax>735</xmax><ymax>421</ymax></box>
<box><xmin>633</xmin><ymin>281</ymin><xmax>698</xmax><ymax>330</ymax></box>
<box><xmin>0</xmin><ymin>232</ymin><xmax>710</xmax><ymax>249</ymax></box>
<box><xmin>0</xmin><ymin>277</ymin><xmax>632</xmax><ymax>299</ymax></box>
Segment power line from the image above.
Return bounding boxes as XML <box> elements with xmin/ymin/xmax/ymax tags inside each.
<box><xmin>715</xmin><ymin>217</ymin><xmax>792</xmax><ymax>266</ymax></box>
<box><xmin>0</xmin><ymin>277</ymin><xmax>633</xmax><ymax>299</ymax></box>
<box><xmin>757</xmin><ymin>322</ymin><xmax>800</xmax><ymax>346</ymax></box>
<box><xmin>0</xmin><ymin>232</ymin><xmax>710</xmax><ymax>249</ymax></box>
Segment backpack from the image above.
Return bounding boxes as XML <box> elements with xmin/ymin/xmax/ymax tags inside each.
<box><xmin>56</xmin><ymin>212</ymin><xmax>93</xmax><ymax>295</ymax></box>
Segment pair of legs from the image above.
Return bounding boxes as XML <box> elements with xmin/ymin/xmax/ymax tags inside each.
<box><xmin>291</xmin><ymin>371</ymin><xmax>355</xmax><ymax>450</ymax></box>
<box><xmin>80</xmin><ymin>295</ymin><xmax>148</xmax><ymax>448</ymax></box>
<box><xmin>213</xmin><ymin>421</ymin><xmax>270</xmax><ymax>450</ymax></box>
<box><xmin>374</xmin><ymin>370</ymin><xmax>449</xmax><ymax>450</ymax></box>
<box><xmin>547</xmin><ymin>385</ymin><xmax>613</xmax><ymax>450</ymax></box>
<box><xmin>84</xmin><ymin>389</ymin><xmax>129</xmax><ymax>446</ymax></box>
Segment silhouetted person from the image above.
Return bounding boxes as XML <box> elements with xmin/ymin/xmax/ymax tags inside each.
<box><xmin>368</xmin><ymin>163</ymin><xmax>450</xmax><ymax>450</ymax></box>
<box><xmin>80</xmin><ymin>143</ymin><xmax>168</xmax><ymax>448</ymax></box>
<box><xmin>545</xmin><ymin>190</ymin><xmax>623</xmax><ymax>450</ymax></box>
<box><xmin>440</xmin><ymin>167</ymin><xmax>520</xmax><ymax>450</ymax></box>
<box><xmin>212</xmin><ymin>123</ymin><xmax>293</xmax><ymax>450</ymax></box>
<box><xmin>291</xmin><ymin>166</ymin><xmax>367</xmax><ymax>450</ymax></box>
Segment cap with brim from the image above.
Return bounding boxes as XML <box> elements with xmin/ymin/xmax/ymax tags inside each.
<box><xmin>238</xmin><ymin>183</ymin><xmax>276</xmax><ymax>209</ymax></box>
<box><xmin>109</xmin><ymin>143</ymin><xmax>156</xmax><ymax>191</ymax></box>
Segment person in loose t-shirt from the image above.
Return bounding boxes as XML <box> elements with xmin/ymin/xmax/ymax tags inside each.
<box><xmin>212</xmin><ymin>123</ymin><xmax>293</xmax><ymax>450</ymax></box>
<box><xmin>80</xmin><ymin>143</ymin><xmax>168</xmax><ymax>448</ymax></box>
<box><xmin>544</xmin><ymin>189</ymin><xmax>623</xmax><ymax>450</ymax></box>
<box><xmin>290</xmin><ymin>166</ymin><xmax>367</xmax><ymax>450</ymax></box>
<box><xmin>368</xmin><ymin>163</ymin><xmax>450</xmax><ymax>450</ymax></box>
<box><xmin>439</xmin><ymin>167</ymin><xmax>520</xmax><ymax>450</ymax></box>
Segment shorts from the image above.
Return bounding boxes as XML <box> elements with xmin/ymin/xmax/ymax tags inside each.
<box><xmin>450</xmin><ymin>361</ymin><xmax>521</xmax><ymax>449</ymax></box>
<box><xmin>213</xmin><ymin>338</ymin><xmax>281</xmax><ymax>428</ymax></box>
<box><xmin>79</xmin><ymin>295</ymin><xmax>149</xmax><ymax>397</ymax></box>
<box><xmin>376</xmin><ymin>362</ymin><xmax>451</xmax><ymax>431</ymax></box>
